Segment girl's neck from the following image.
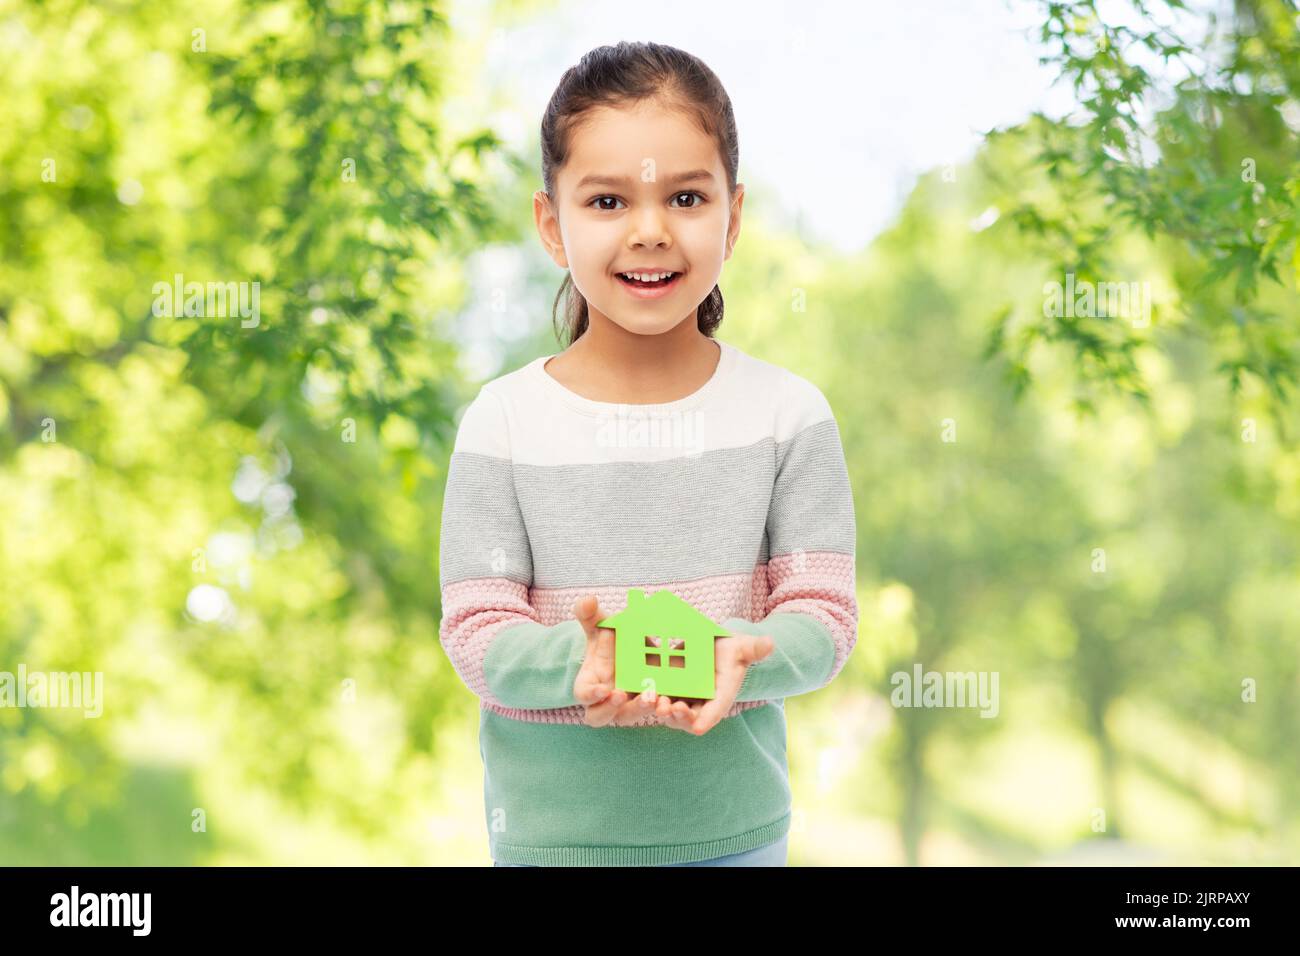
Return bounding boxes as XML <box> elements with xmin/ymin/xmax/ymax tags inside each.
<box><xmin>546</xmin><ymin>310</ymin><xmax>721</xmax><ymax>405</ymax></box>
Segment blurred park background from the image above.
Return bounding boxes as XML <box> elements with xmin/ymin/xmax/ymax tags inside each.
<box><xmin>1</xmin><ymin>0</ymin><xmax>1297</xmax><ymax>865</ymax></box>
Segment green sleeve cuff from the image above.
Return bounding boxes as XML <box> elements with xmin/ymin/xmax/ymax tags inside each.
<box><xmin>482</xmin><ymin>618</ymin><xmax>587</xmax><ymax>710</ymax></box>
<box><xmin>723</xmin><ymin>612</ymin><xmax>837</xmax><ymax>702</ymax></box>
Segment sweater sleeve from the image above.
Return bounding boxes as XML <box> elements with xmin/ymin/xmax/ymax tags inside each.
<box><xmin>437</xmin><ymin>386</ymin><xmax>587</xmax><ymax>711</ymax></box>
<box><xmin>724</xmin><ymin>371</ymin><xmax>858</xmax><ymax>702</ymax></box>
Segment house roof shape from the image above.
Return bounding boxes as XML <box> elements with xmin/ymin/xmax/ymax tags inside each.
<box><xmin>597</xmin><ymin>588</ymin><xmax>727</xmax><ymax>635</ymax></box>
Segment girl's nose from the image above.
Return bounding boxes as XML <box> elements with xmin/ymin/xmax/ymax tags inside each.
<box><xmin>627</xmin><ymin>208</ymin><xmax>670</xmax><ymax>247</ymax></box>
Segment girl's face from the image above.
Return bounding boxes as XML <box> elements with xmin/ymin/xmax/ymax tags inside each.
<box><xmin>535</xmin><ymin>98</ymin><xmax>744</xmax><ymax>338</ymax></box>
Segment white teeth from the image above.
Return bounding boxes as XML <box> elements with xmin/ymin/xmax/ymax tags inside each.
<box><xmin>621</xmin><ymin>271</ymin><xmax>676</xmax><ymax>282</ymax></box>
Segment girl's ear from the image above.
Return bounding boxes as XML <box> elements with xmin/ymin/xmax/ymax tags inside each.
<box><xmin>533</xmin><ymin>189</ymin><xmax>569</xmax><ymax>268</ymax></box>
<box><xmin>725</xmin><ymin>183</ymin><xmax>745</xmax><ymax>259</ymax></box>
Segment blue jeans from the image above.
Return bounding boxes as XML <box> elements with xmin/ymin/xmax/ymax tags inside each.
<box><xmin>493</xmin><ymin>832</ymin><xmax>788</xmax><ymax>867</ymax></box>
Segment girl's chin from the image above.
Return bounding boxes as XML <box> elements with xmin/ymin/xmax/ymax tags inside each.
<box><xmin>598</xmin><ymin>312</ymin><xmax>692</xmax><ymax>336</ymax></box>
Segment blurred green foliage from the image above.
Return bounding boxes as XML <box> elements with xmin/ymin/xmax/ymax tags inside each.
<box><xmin>0</xmin><ymin>0</ymin><xmax>522</xmax><ymax>863</ymax></box>
<box><xmin>1</xmin><ymin>0</ymin><xmax>1296</xmax><ymax>865</ymax></box>
<box><xmin>985</xmin><ymin>0</ymin><xmax>1300</xmax><ymax>427</ymax></box>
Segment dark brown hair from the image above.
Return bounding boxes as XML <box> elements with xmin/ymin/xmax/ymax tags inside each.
<box><xmin>540</xmin><ymin>41</ymin><xmax>739</xmax><ymax>346</ymax></box>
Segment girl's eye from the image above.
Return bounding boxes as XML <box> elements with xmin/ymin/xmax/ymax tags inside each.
<box><xmin>587</xmin><ymin>192</ymin><xmax>706</xmax><ymax>211</ymax></box>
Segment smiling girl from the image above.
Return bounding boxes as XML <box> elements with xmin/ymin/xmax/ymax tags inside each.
<box><xmin>438</xmin><ymin>41</ymin><xmax>858</xmax><ymax>867</ymax></box>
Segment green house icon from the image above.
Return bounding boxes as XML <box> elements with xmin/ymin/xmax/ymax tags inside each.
<box><xmin>597</xmin><ymin>588</ymin><xmax>727</xmax><ymax>699</ymax></box>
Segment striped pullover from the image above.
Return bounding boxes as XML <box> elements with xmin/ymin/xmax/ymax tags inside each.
<box><xmin>437</xmin><ymin>337</ymin><xmax>858</xmax><ymax>866</ymax></box>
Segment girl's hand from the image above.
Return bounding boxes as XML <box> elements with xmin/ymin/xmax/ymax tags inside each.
<box><xmin>572</xmin><ymin>596</ymin><xmax>682</xmax><ymax>728</ymax></box>
<box><xmin>571</xmin><ymin>597</ymin><xmax>774</xmax><ymax>733</ymax></box>
<box><xmin>652</xmin><ymin>634</ymin><xmax>775</xmax><ymax>736</ymax></box>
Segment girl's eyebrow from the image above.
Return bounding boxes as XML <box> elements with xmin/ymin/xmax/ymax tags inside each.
<box><xmin>575</xmin><ymin>169</ymin><xmax>716</xmax><ymax>190</ymax></box>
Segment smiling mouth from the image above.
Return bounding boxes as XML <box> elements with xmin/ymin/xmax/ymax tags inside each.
<box><xmin>615</xmin><ymin>271</ymin><xmax>683</xmax><ymax>288</ymax></box>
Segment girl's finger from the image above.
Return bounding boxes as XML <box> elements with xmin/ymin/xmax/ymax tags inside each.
<box><xmin>576</xmin><ymin>599</ymin><xmax>616</xmax><ymax>661</ymax></box>
<box><xmin>574</xmin><ymin>597</ymin><xmax>617</xmax><ymax>690</ymax></box>
<box><xmin>665</xmin><ymin>699</ymin><xmax>697</xmax><ymax>733</ymax></box>
<box><xmin>691</xmin><ymin>660</ymin><xmax>747</xmax><ymax>734</ymax></box>
<box><xmin>653</xmin><ymin>693</ymin><xmax>674</xmax><ymax>723</ymax></box>
<box><xmin>574</xmin><ymin>596</ymin><xmax>602</xmax><ymax>640</ymax></box>
<box><xmin>741</xmin><ymin>634</ymin><xmax>775</xmax><ymax>665</ymax></box>
<box><xmin>688</xmin><ymin>696</ymin><xmax>727</xmax><ymax>735</ymax></box>
<box><xmin>574</xmin><ymin>673</ymin><xmax>614</xmax><ymax>706</ymax></box>
<box><xmin>612</xmin><ymin>688</ymin><xmax>658</xmax><ymax>726</ymax></box>
<box><xmin>584</xmin><ymin>689</ymin><xmax>629</xmax><ymax>727</ymax></box>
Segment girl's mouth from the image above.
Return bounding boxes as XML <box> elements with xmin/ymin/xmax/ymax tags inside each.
<box><xmin>615</xmin><ymin>270</ymin><xmax>684</xmax><ymax>299</ymax></box>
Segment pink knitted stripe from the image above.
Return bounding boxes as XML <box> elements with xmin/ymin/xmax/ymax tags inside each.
<box><xmin>527</xmin><ymin>568</ymin><xmax>770</xmax><ymax>628</ymax></box>
<box><xmin>438</xmin><ymin>577</ymin><xmax>533</xmax><ymax>711</ymax></box>
<box><xmin>762</xmin><ymin>550</ymin><xmax>858</xmax><ymax>684</ymax></box>
<box><xmin>438</xmin><ymin>551</ymin><xmax>855</xmax><ymax>725</ymax></box>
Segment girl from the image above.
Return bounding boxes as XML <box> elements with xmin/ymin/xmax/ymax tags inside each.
<box><xmin>438</xmin><ymin>41</ymin><xmax>858</xmax><ymax>867</ymax></box>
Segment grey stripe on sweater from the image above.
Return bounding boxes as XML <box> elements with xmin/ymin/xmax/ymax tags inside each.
<box><xmin>440</xmin><ymin>419</ymin><xmax>853</xmax><ymax>590</ymax></box>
